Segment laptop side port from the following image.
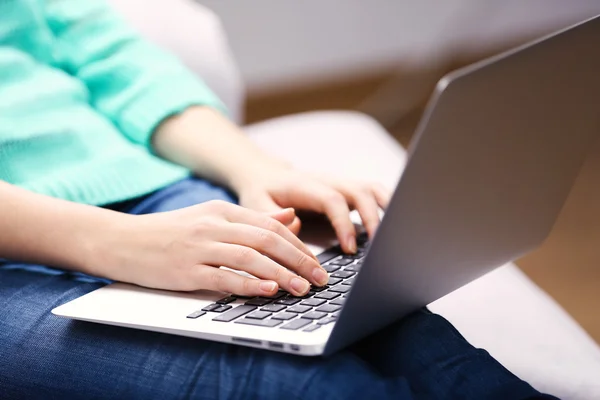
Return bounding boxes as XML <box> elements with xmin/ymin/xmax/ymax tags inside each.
<box><xmin>232</xmin><ymin>337</ymin><xmax>262</xmax><ymax>346</ymax></box>
<box><xmin>268</xmin><ymin>342</ymin><xmax>284</xmax><ymax>349</ymax></box>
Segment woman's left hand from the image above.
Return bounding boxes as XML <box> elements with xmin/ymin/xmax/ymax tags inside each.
<box><xmin>235</xmin><ymin>168</ymin><xmax>391</xmax><ymax>254</ymax></box>
<box><xmin>153</xmin><ymin>107</ymin><xmax>390</xmax><ymax>253</ymax></box>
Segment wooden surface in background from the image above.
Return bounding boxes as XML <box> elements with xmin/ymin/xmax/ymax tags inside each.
<box><xmin>245</xmin><ymin>71</ymin><xmax>395</xmax><ymax>124</ymax></box>
<box><xmin>245</xmin><ymin>51</ymin><xmax>600</xmax><ymax>344</ymax></box>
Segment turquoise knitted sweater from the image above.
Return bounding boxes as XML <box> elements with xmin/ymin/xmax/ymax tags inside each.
<box><xmin>0</xmin><ymin>0</ymin><xmax>225</xmax><ymax>205</ymax></box>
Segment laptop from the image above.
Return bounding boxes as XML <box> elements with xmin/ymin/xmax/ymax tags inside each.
<box><xmin>53</xmin><ymin>15</ymin><xmax>600</xmax><ymax>356</ymax></box>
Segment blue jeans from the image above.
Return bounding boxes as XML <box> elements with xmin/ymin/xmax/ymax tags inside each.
<box><xmin>0</xmin><ymin>178</ymin><xmax>555</xmax><ymax>400</ymax></box>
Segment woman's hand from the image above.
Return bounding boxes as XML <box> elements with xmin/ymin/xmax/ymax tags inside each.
<box><xmin>91</xmin><ymin>201</ymin><xmax>328</xmax><ymax>296</ymax></box>
<box><xmin>233</xmin><ymin>168</ymin><xmax>391</xmax><ymax>254</ymax></box>
<box><xmin>152</xmin><ymin>107</ymin><xmax>390</xmax><ymax>253</ymax></box>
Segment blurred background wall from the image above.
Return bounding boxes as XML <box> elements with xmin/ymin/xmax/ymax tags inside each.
<box><xmin>198</xmin><ymin>0</ymin><xmax>599</xmax><ymax>95</ymax></box>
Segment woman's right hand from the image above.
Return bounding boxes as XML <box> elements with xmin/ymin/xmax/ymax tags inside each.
<box><xmin>90</xmin><ymin>200</ymin><xmax>329</xmax><ymax>297</ymax></box>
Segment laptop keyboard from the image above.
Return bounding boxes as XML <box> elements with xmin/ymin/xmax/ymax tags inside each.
<box><xmin>186</xmin><ymin>233</ymin><xmax>369</xmax><ymax>333</ymax></box>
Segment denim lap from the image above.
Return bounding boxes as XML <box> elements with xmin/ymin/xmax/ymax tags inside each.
<box><xmin>0</xmin><ymin>267</ymin><xmax>410</xmax><ymax>399</ymax></box>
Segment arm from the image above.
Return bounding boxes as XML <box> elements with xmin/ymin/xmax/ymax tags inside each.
<box><xmin>152</xmin><ymin>106</ymin><xmax>287</xmax><ymax>193</ymax></box>
<box><xmin>0</xmin><ymin>180</ymin><xmax>324</xmax><ymax>296</ymax></box>
<box><xmin>0</xmin><ymin>180</ymin><xmax>122</xmax><ymax>274</ymax></box>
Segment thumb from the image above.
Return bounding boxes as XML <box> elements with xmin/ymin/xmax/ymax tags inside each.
<box><xmin>268</xmin><ymin>207</ymin><xmax>296</xmax><ymax>226</ymax></box>
<box><xmin>287</xmin><ymin>216</ymin><xmax>302</xmax><ymax>236</ymax></box>
<box><xmin>269</xmin><ymin>209</ymin><xmax>301</xmax><ymax>236</ymax></box>
<box><xmin>247</xmin><ymin>193</ymin><xmax>298</xmax><ymax>229</ymax></box>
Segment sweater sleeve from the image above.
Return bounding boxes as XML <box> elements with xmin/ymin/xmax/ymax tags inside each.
<box><xmin>44</xmin><ymin>0</ymin><xmax>228</xmax><ymax>147</ymax></box>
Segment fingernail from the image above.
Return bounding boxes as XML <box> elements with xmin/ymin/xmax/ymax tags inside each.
<box><xmin>312</xmin><ymin>268</ymin><xmax>329</xmax><ymax>286</ymax></box>
<box><xmin>291</xmin><ymin>277</ymin><xmax>310</xmax><ymax>295</ymax></box>
<box><xmin>259</xmin><ymin>281</ymin><xmax>277</xmax><ymax>293</ymax></box>
<box><xmin>347</xmin><ymin>236</ymin><xmax>357</xmax><ymax>254</ymax></box>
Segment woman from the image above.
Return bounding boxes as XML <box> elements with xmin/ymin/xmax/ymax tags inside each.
<box><xmin>0</xmin><ymin>1</ymin><xmax>554</xmax><ymax>398</ymax></box>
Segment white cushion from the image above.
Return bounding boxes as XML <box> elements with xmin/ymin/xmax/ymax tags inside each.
<box><xmin>246</xmin><ymin>110</ymin><xmax>600</xmax><ymax>400</ymax></box>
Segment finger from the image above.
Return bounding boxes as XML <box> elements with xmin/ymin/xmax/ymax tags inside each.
<box><xmin>248</xmin><ymin>194</ymin><xmax>298</xmax><ymax>233</ymax></box>
<box><xmin>213</xmin><ymin>224</ymin><xmax>327</xmax><ymax>287</ymax></box>
<box><xmin>346</xmin><ymin>189</ymin><xmax>381</xmax><ymax>238</ymax></box>
<box><xmin>269</xmin><ymin>210</ymin><xmax>301</xmax><ymax>235</ymax></box>
<box><xmin>288</xmin><ymin>216</ymin><xmax>302</xmax><ymax>235</ymax></box>
<box><xmin>287</xmin><ymin>184</ymin><xmax>356</xmax><ymax>254</ymax></box>
<box><xmin>372</xmin><ymin>183</ymin><xmax>392</xmax><ymax>209</ymax></box>
<box><xmin>191</xmin><ymin>265</ymin><xmax>279</xmax><ymax>297</ymax></box>
<box><xmin>268</xmin><ymin>207</ymin><xmax>296</xmax><ymax>226</ymax></box>
<box><xmin>207</xmin><ymin>243</ymin><xmax>313</xmax><ymax>296</ymax></box>
<box><xmin>222</xmin><ymin>203</ymin><xmax>318</xmax><ymax>262</ymax></box>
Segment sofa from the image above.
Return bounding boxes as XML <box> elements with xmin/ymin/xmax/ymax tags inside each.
<box><xmin>108</xmin><ymin>1</ymin><xmax>600</xmax><ymax>398</ymax></box>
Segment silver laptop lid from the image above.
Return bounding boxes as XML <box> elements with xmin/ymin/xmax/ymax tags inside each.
<box><xmin>325</xmin><ymin>15</ymin><xmax>600</xmax><ymax>355</ymax></box>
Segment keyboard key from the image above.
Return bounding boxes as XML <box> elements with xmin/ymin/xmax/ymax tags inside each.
<box><xmin>323</xmin><ymin>264</ymin><xmax>340</xmax><ymax>273</ymax></box>
<box><xmin>213</xmin><ymin>305</ymin><xmax>232</xmax><ymax>313</ymax></box>
<box><xmin>328</xmin><ymin>285</ymin><xmax>351</xmax><ymax>294</ymax></box>
<box><xmin>275</xmin><ymin>297</ymin><xmax>301</xmax><ymax>306</ymax></box>
<box><xmin>344</xmin><ymin>264</ymin><xmax>361</xmax><ymax>272</ymax></box>
<box><xmin>314</xmin><ymin>291</ymin><xmax>340</xmax><ymax>300</ymax></box>
<box><xmin>264</xmin><ymin>291</ymin><xmax>287</xmax><ymax>300</ymax></box>
<box><xmin>330</xmin><ymin>258</ymin><xmax>352</xmax><ymax>266</ymax></box>
<box><xmin>287</xmin><ymin>305</ymin><xmax>311</xmax><ymax>314</ymax></box>
<box><xmin>303</xmin><ymin>324</ymin><xmax>321</xmax><ymax>332</ymax></box>
<box><xmin>311</xmin><ymin>285</ymin><xmax>328</xmax><ymax>292</ymax></box>
<box><xmin>300</xmin><ymin>298</ymin><xmax>326</xmax><ymax>307</ymax></box>
<box><xmin>245</xmin><ymin>297</ymin><xmax>272</xmax><ymax>306</ymax></box>
<box><xmin>316</xmin><ymin>304</ymin><xmax>341</xmax><ymax>313</ymax></box>
<box><xmin>280</xmin><ymin>319</ymin><xmax>312</xmax><ymax>330</ymax></box>
<box><xmin>186</xmin><ymin>310</ymin><xmax>206</xmax><ymax>319</ymax></box>
<box><xmin>331</xmin><ymin>270</ymin><xmax>355</xmax><ymax>279</ymax></box>
<box><xmin>271</xmin><ymin>312</ymin><xmax>296</xmax><ymax>321</ymax></box>
<box><xmin>327</xmin><ymin>277</ymin><xmax>342</xmax><ymax>286</ymax></box>
<box><xmin>299</xmin><ymin>291</ymin><xmax>316</xmax><ymax>299</ymax></box>
<box><xmin>317</xmin><ymin>317</ymin><xmax>337</xmax><ymax>325</ymax></box>
<box><xmin>261</xmin><ymin>304</ymin><xmax>286</xmax><ymax>313</ymax></box>
<box><xmin>212</xmin><ymin>305</ymin><xmax>257</xmax><ymax>322</ymax></box>
<box><xmin>330</xmin><ymin>297</ymin><xmax>346</xmax><ymax>306</ymax></box>
<box><xmin>341</xmin><ymin>277</ymin><xmax>355</xmax><ymax>286</ymax></box>
<box><xmin>246</xmin><ymin>310</ymin><xmax>272</xmax><ymax>320</ymax></box>
<box><xmin>317</xmin><ymin>247</ymin><xmax>341</xmax><ymax>264</ymax></box>
<box><xmin>301</xmin><ymin>311</ymin><xmax>327</xmax><ymax>320</ymax></box>
<box><xmin>332</xmin><ymin>311</ymin><xmax>341</xmax><ymax>317</ymax></box>
<box><xmin>202</xmin><ymin>303</ymin><xmax>221</xmax><ymax>312</ymax></box>
<box><xmin>216</xmin><ymin>295</ymin><xmax>237</xmax><ymax>304</ymax></box>
<box><xmin>235</xmin><ymin>318</ymin><xmax>282</xmax><ymax>327</ymax></box>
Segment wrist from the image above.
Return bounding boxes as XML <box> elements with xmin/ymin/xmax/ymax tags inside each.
<box><xmin>76</xmin><ymin>209</ymin><xmax>137</xmax><ymax>280</ymax></box>
<box><xmin>226</xmin><ymin>158</ymin><xmax>292</xmax><ymax>193</ymax></box>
